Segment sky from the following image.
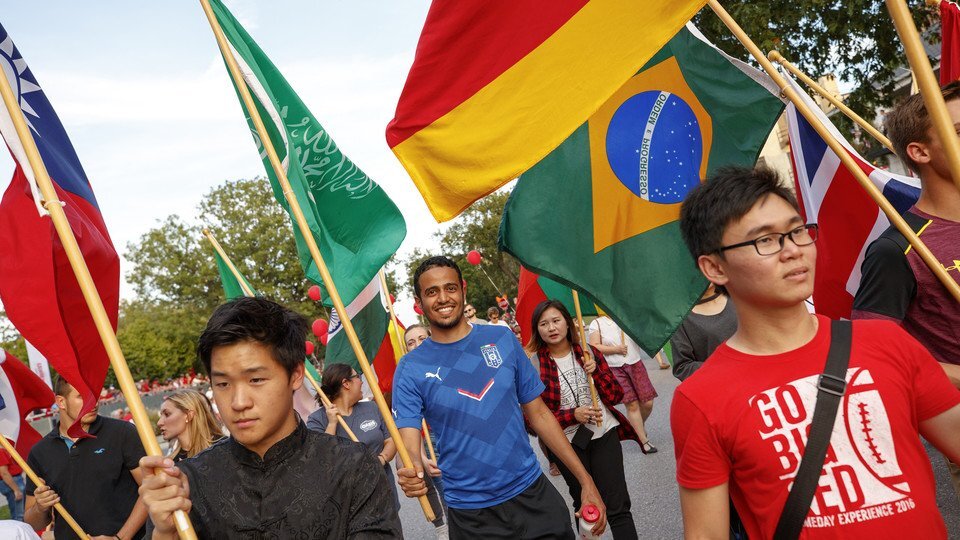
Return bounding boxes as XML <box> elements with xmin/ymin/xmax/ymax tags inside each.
<box><xmin>0</xmin><ymin>1</ymin><xmax>439</xmax><ymax>323</ymax></box>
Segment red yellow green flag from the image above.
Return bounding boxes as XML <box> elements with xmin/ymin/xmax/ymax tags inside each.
<box><xmin>386</xmin><ymin>0</ymin><xmax>707</xmax><ymax>222</ymax></box>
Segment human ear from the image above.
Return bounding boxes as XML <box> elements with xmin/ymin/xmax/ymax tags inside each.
<box><xmin>289</xmin><ymin>362</ymin><xmax>304</xmax><ymax>392</ymax></box>
<box><xmin>697</xmin><ymin>253</ymin><xmax>729</xmax><ymax>289</ymax></box>
<box><xmin>905</xmin><ymin>140</ymin><xmax>932</xmax><ymax>166</ymax></box>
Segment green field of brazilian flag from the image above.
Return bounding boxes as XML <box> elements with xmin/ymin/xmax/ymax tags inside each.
<box><xmin>501</xmin><ymin>24</ymin><xmax>784</xmax><ymax>354</ymax></box>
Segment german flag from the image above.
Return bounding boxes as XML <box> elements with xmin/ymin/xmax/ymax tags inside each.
<box><xmin>387</xmin><ymin>0</ymin><xmax>707</xmax><ymax>222</ymax></box>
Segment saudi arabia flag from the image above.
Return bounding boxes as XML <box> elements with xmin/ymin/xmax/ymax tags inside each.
<box><xmin>500</xmin><ymin>24</ymin><xmax>784</xmax><ymax>354</ymax></box>
<box><xmin>209</xmin><ymin>0</ymin><xmax>406</xmax><ymax>306</ymax></box>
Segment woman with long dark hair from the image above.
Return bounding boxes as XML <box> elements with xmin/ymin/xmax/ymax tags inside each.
<box><xmin>528</xmin><ymin>300</ymin><xmax>640</xmax><ymax>539</ymax></box>
<box><xmin>306</xmin><ymin>363</ymin><xmax>399</xmax><ymax>510</ymax></box>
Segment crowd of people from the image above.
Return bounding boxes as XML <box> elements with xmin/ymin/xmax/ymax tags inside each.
<box><xmin>1</xmin><ymin>84</ymin><xmax>959</xmax><ymax>539</ymax></box>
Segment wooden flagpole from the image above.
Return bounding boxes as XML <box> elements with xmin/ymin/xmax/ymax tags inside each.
<box><xmin>570</xmin><ymin>291</ymin><xmax>601</xmax><ymax>425</ymax></box>
<box><xmin>767</xmin><ymin>50</ymin><xmax>896</xmax><ymax>153</ymax></box>
<box><xmin>885</xmin><ymin>0</ymin><xmax>960</xmax><ymax>193</ymax></box>
<box><xmin>0</xmin><ymin>40</ymin><xmax>198</xmax><ymax>540</ymax></box>
<box><xmin>0</xmin><ymin>438</ymin><xmax>89</xmax><ymax>539</ymax></box>
<box><xmin>201</xmin><ymin>230</ymin><xmax>358</xmax><ymax>442</ymax></box>
<box><xmin>706</xmin><ymin>0</ymin><xmax>960</xmax><ymax>307</ymax></box>
<box><xmin>377</xmin><ymin>271</ymin><xmax>437</xmax><ymax>463</ymax></box>
<box><xmin>197</xmin><ymin>0</ymin><xmax>434</xmax><ymax>520</ymax></box>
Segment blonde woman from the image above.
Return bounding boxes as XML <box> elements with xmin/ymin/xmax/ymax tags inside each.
<box><xmin>157</xmin><ymin>388</ymin><xmax>224</xmax><ymax>462</ymax></box>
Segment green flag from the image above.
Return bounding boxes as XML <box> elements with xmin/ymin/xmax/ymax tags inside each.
<box><xmin>325</xmin><ymin>277</ymin><xmax>389</xmax><ymax>375</ymax></box>
<box><xmin>500</xmin><ymin>24</ymin><xmax>784</xmax><ymax>354</ymax></box>
<box><xmin>209</xmin><ymin>0</ymin><xmax>406</xmax><ymax>306</ymax></box>
<box><xmin>212</xmin><ymin>249</ymin><xmax>258</xmax><ymax>301</ymax></box>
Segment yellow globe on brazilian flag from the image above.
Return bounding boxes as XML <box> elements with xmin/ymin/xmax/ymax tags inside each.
<box><xmin>500</xmin><ymin>24</ymin><xmax>784</xmax><ymax>354</ymax></box>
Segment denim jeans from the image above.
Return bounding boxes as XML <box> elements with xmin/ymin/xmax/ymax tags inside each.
<box><xmin>0</xmin><ymin>473</ymin><xmax>24</xmax><ymax>521</ymax></box>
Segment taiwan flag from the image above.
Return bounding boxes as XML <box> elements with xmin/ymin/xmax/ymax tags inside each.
<box><xmin>0</xmin><ymin>350</ymin><xmax>55</xmax><ymax>457</ymax></box>
<box><xmin>0</xmin><ymin>25</ymin><xmax>119</xmax><ymax>438</ymax></box>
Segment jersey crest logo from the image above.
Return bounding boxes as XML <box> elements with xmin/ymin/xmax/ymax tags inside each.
<box><xmin>360</xmin><ymin>419</ymin><xmax>377</xmax><ymax>432</ymax></box>
<box><xmin>480</xmin><ymin>344</ymin><xmax>503</xmax><ymax>368</ymax></box>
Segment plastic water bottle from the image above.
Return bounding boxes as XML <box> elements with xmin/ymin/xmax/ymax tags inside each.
<box><xmin>578</xmin><ymin>504</ymin><xmax>601</xmax><ymax>539</ymax></box>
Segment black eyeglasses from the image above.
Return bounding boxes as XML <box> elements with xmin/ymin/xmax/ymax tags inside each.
<box><xmin>718</xmin><ymin>224</ymin><xmax>819</xmax><ymax>256</ymax></box>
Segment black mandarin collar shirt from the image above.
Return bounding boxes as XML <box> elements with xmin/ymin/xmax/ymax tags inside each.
<box><xmin>178</xmin><ymin>420</ymin><xmax>402</xmax><ymax>539</ymax></box>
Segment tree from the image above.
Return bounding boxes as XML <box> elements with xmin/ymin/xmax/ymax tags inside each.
<box><xmin>120</xmin><ymin>177</ymin><xmax>330</xmax><ymax>380</ymax></box>
<box><xmin>0</xmin><ymin>311</ymin><xmax>27</xmax><ymax>361</ymax></box>
<box><xmin>694</xmin><ymin>1</ymin><xmax>939</xmax><ymax>152</ymax></box>
<box><xmin>399</xmin><ymin>190</ymin><xmax>520</xmax><ymax>317</ymax></box>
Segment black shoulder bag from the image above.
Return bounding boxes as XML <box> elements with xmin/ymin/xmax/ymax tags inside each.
<box><xmin>773</xmin><ymin>319</ymin><xmax>852</xmax><ymax>540</ymax></box>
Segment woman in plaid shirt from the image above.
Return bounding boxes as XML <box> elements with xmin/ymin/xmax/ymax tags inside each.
<box><xmin>528</xmin><ymin>300</ymin><xmax>641</xmax><ymax>539</ymax></box>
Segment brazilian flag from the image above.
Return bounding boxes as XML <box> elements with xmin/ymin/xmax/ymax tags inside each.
<box><xmin>499</xmin><ymin>24</ymin><xmax>784</xmax><ymax>354</ymax></box>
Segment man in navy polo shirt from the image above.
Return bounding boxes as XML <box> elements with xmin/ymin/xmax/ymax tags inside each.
<box><xmin>394</xmin><ymin>256</ymin><xmax>606</xmax><ymax>539</ymax></box>
<box><xmin>24</xmin><ymin>376</ymin><xmax>147</xmax><ymax>540</ymax></box>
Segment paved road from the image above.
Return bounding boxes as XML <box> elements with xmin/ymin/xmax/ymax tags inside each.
<box><xmin>396</xmin><ymin>358</ymin><xmax>960</xmax><ymax>538</ymax></box>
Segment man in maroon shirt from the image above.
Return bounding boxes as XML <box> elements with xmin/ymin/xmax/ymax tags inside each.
<box><xmin>853</xmin><ymin>81</ymin><xmax>960</xmax><ymax>500</ymax></box>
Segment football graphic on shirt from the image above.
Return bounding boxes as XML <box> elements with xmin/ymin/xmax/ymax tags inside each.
<box><xmin>842</xmin><ymin>368</ymin><xmax>910</xmax><ymax>495</ymax></box>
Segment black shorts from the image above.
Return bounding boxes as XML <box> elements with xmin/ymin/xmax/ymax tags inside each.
<box><xmin>447</xmin><ymin>474</ymin><xmax>574</xmax><ymax>539</ymax></box>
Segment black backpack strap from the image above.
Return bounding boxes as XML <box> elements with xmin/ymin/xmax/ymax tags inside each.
<box><xmin>773</xmin><ymin>320</ymin><xmax>852</xmax><ymax>540</ymax></box>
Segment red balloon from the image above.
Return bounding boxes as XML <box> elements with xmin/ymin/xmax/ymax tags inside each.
<box><xmin>413</xmin><ymin>303</ymin><xmax>424</xmax><ymax>315</ymax></box>
<box><xmin>466</xmin><ymin>250</ymin><xmax>482</xmax><ymax>265</ymax></box>
<box><xmin>305</xmin><ymin>341</ymin><xmax>315</xmax><ymax>355</ymax></box>
<box><xmin>311</xmin><ymin>318</ymin><xmax>329</xmax><ymax>338</ymax></box>
<box><xmin>307</xmin><ymin>285</ymin><xmax>322</xmax><ymax>302</ymax></box>
<box><xmin>319</xmin><ymin>333</ymin><xmax>329</xmax><ymax>346</ymax></box>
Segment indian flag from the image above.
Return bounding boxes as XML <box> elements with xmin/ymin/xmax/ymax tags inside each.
<box><xmin>326</xmin><ymin>275</ymin><xmax>400</xmax><ymax>394</ymax></box>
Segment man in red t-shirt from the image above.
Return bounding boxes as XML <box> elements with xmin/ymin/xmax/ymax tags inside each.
<box><xmin>672</xmin><ymin>166</ymin><xmax>960</xmax><ymax>538</ymax></box>
<box><xmin>0</xmin><ymin>445</ymin><xmax>25</xmax><ymax>521</ymax></box>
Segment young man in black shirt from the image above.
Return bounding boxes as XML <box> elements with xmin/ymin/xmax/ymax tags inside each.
<box><xmin>139</xmin><ymin>297</ymin><xmax>401</xmax><ymax>539</ymax></box>
<box><xmin>25</xmin><ymin>377</ymin><xmax>148</xmax><ymax>540</ymax></box>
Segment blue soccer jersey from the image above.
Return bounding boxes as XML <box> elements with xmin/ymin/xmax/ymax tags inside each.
<box><xmin>392</xmin><ymin>324</ymin><xmax>545</xmax><ymax>509</ymax></box>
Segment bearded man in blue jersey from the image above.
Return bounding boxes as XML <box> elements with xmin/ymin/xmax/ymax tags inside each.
<box><xmin>394</xmin><ymin>256</ymin><xmax>606</xmax><ymax>539</ymax></box>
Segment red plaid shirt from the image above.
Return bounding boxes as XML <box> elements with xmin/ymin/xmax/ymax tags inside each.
<box><xmin>536</xmin><ymin>343</ymin><xmax>640</xmax><ymax>445</ymax></box>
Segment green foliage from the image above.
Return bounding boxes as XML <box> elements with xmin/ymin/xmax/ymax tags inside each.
<box><xmin>694</xmin><ymin>1</ymin><xmax>939</xmax><ymax>143</ymax></box>
<box><xmin>0</xmin><ymin>311</ymin><xmax>27</xmax><ymax>361</ymax></box>
<box><xmin>120</xmin><ymin>177</ymin><xmax>328</xmax><ymax>381</ymax></box>
<box><xmin>399</xmin><ymin>190</ymin><xmax>519</xmax><ymax>315</ymax></box>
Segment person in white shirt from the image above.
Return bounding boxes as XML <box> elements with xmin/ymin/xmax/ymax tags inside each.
<box><xmin>587</xmin><ymin>315</ymin><xmax>663</xmax><ymax>454</ymax></box>
<box><xmin>486</xmin><ymin>306</ymin><xmax>511</xmax><ymax>328</ymax></box>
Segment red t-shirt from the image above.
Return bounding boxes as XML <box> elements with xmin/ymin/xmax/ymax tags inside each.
<box><xmin>672</xmin><ymin>315</ymin><xmax>960</xmax><ymax>539</ymax></box>
<box><xmin>0</xmin><ymin>448</ymin><xmax>22</xmax><ymax>476</ymax></box>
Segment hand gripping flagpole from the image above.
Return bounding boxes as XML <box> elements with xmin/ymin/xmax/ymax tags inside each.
<box><xmin>767</xmin><ymin>50</ymin><xmax>896</xmax><ymax>154</ymax></box>
<box><xmin>706</xmin><ymin>0</ymin><xmax>960</xmax><ymax>308</ymax></box>
<box><xmin>571</xmin><ymin>291</ymin><xmax>601</xmax><ymax>426</ymax></box>
<box><xmin>0</xmin><ymin>44</ymin><xmax>198</xmax><ymax>540</ymax></box>
<box><xmin>197</xmin><ymin>0</ymin><xmax>435</xmax><ymax>521</ymax></box>
<box><xmin>0</xmin><ymin>438</ymin><xmax>88</xmax><ymax>538</ymax></box>
<box><xmin>885</xmin><ymin>0</ymin><xmax>960</xmax><ymax>193</ymax></box>
<box><xmin>201</xmin><ymin>230</ymin><xmax>358</xmax><ymax>442</ymax></box>
<box><xmin>378</xmin><ymin>270</ymin><xmax>437</xmax><ymax>463</ymax></box>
